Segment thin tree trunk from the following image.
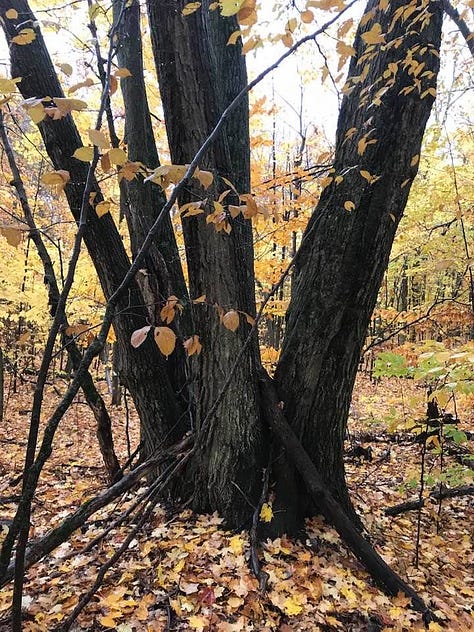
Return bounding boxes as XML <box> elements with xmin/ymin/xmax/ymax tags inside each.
<box><xmin>0</xmin><ymin>0</ymin><xmax>186</xmax><ymax>450</ymax></box>
<box><xmin>113</xmin><ymin>0</ymin><xmax>193</xmax><ymax>457</ymax></box>
<box><xmin>275</xmin><ymin>0</ymin><xmax>443</xmax><ymax>530</ymax></box>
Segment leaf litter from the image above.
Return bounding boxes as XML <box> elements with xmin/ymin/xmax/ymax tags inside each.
<box><xmin>0</xmin><ymin>375</ymin><xmax>472</xmax><ymax>631</ymax></box>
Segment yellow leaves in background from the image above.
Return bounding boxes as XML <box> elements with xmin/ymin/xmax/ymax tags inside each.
<box><xmin>5</xmin><ymin>8</ymin><xmax>18</xmax><ymax>19</ymax></box>
<box><xmin>344</xmin><ymin>200</ymin><xmax>355</xmax><ymax>212</ymax></box>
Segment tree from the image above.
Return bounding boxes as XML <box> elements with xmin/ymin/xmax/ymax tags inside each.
<box><xmin>0</xmin><ymin>0</ymin><xmax>449</xmax><ymax>622</ymax></box>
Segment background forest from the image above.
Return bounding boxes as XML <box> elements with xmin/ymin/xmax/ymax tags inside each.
<box><xmin>0</xmin><ymin>0</ymin><xmax>473</xmax><ymax>630</ymax></box>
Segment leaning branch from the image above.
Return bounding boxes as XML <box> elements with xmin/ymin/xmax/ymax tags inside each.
<box><xmin>258</xmin><ymin>368</ymin><xmax>432</xmax><ymax>619</ymax></box>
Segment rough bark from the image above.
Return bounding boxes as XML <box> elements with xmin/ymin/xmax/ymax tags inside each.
<box><xmin>275</xmin><ymin>0</ymin><xmax>443</xmax><ymax>529</ymax></box>
<box><xmin>147</xmin><ymin>0</ymin><xmax>264</xmax><ymax>526</ymax></box>
<box><xmin>0</xmin><ymin>0</ymin><xmax>186</xmax><ymax>450</ymax></box>
<box><xmin>113</xmin><ymin>0</ymin><xmax>193</xmax><ymax>453</ymax></box>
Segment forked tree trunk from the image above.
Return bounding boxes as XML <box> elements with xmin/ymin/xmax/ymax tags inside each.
<box><xmin>274</xmin><ymin>0</ymin><xmax>443</xmax><ymax>530</ymax></box>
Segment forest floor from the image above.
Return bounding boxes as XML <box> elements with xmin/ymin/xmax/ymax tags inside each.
<box><xmin>0</xmin><ymin>374</ymin><xmax>473</xmax><ymax>631</ymax></box>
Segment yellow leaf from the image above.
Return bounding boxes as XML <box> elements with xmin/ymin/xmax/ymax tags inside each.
<box><xmin>88</xmin><ymin>128</ymin><xmax>109</xmax><ymax>149</ymax></box>
<box><xmin>282</xmin><ymin>32</ymin><xmax>293</xmax><ymax>48</ymax></box>
<box><xmin>57</xmin><ymin>63</ymin><xmax>73</xmax><ymax>76</ymax></box>
<box><xmin>5</xmin><ymin>9</ymin><xmax>18</xmax><ymax>19</ymax></box>
<box><xmin>283</xmin><ymin>596</ymin><xmax>303</xmax><ymax>616</ymax></box>
<box><xmin>114</xmin><ymin>67</ymin><xmax>132</xmax><ymax>78</ymax></box>
<box><xmin>131</xmin><ymin>325</ymin><xmax>151</xmax><ymax>348</ymax></box>
<box><xmin>0</xmin><ymin>226</ymin><xmax>22</xmax><ymax>247</ymax></box>
<box><xmin>0</xmin><ymin>77</ymin><xmax>18</xmax><ymax>92</ymax></box>
<box><xmin>182</xmin><ymin>2</ymin><xmax>201</xmax><ymax>15</ymax></box>
<box><xmin>193</xmin><ymin>294</ymin><xmax>206</xmax><ymax>303</ymax></box>
<box><xmin>68</xmin><ymin>77</ymin><xmax>94</xmax><ymax>95</ymax></box>
<box><xmin>243</xmin><ymin>312</ymin><xmax>255</xmax><ymax>326</ymax></box>
<box><xmin>238</xmin><ymin>4</ymin><xmax>257</xmax><ymax>27</ymax></box>
<box><xmin>41</xmin><ymin>170</ymin><xmax>70</xmax><ymax>189</ymax></box>
<box><xmin>180</xmin><ymin>200</ymin><xmax>205</xmax><ymax>217</ymax></box>
<box><xmin>241</xmin><ymin>36</ymin><xmax>259</xmax><ymax>54</ymax></box>
<box><xmin>12</xmin><ymin>28</ymin><xmax>36</xmax><ymax>45</ymax></box>
<box><xmin>188</xmin><ymin>615</ymin><xmax>208</xmax><ymax>630</ymax></box>
<box><xmin>160</xmin><ymin>295</ymin><xmax>180</xmax><ymax>324</ymax></box>
<box><xmin>286</xmin><ymin>17</ymin><xmax>297</xmax><ymax>33</ymax></box>
<box><xmin>99</xmin><ymin>615</ymin><xmax>117</xmax><ymax>627</ymax></box>
<box><xmin>101</xmin><ymin>152</ymin><xmax>111</xmax><ymax>172</ymax></box>
<box><xmin>154</xmin><ymin>326</ymin><xmax>176</xmax><ymax>357</ymax></box>
<box><xmin>336</xmin><ymin>40</ymin><xmax>356</xmax><ymax>57</ymax></box>
<box><xmin>220</xmin><ymin>0</ymin><xmax>244</xmax><ymax>16</ymax></box>
<box><xmin>96</xmin><ymin>200</ymin><xmax>111</xmax><ymax>217</ymax></box>
<box><xmin>344</xmin><ymin>200</ymin><xmax>355</xmax><ymax>212</ymax></box>
<box><xmin>24</xmin><ymin>101</ymin><xmax>46</xmax><ymax>124</ymax></box>
<box><xmin>222</xmin><ymin>310</ymin><xmax>240</xmax><ymax>332</ymax></box>
<box><xmin>229</xmin><ymin>535</ymin><xmax>244</xmax><ymax>554</ymax></box>
<box><xmin>300</xmin><ymin>9</ymin><xmax>313</xmax><ymax>23</ymax></box>
<box><xmin>410</xmin><ymin>154</ymin><xmax>419</xmax><ymax>166</ymax></box>
<box><xmin>73</xmin><ymin>146</ymin><xmax>94</xmax><ymax>162</ymax></box>
<box><xmin>227</xmin><ymin>30</ymin><xmax>242</xmax><ymax>45</ymax></box>
<box><xmin>259</xmin><ymin>503</ymin><xmax>273</xmax><ymax>522</ymax></box>
<box><xmin>119</xmin><ymin>161</ymin><xmax>144</xmax><ymax>182</ymax></box>
<box><xmin>361</xmin><ymin>23</ymin><xmax>385</xmax><ymax>45</ymax></box>
<box><xmin>195</xmin><ymin>168</ymin><xmax>213</xmax><ymax>189</ymax></box>
<box><xmin>145</xmin><ymin>164</ymin><xmax>187</xmax><ymax>188</ymax></box>
<box><xmin>183</xmin><ymin>335</ymin><xmax>202</xmax><ymax>357</ymax></box>
<box><xmin>107</xmin><ymin>147</ymin><xmax>128</xmax><ymax>166</ymax></box>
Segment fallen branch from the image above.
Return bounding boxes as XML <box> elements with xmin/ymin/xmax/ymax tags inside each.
<box><xmin>258</xmin><ymin>369</ymin><xmax>432</xmax><ymax>620</ymax></box>
<box><xmin>0</xmin><ymin>456</ymin><xmax>161</xmax><ymax>587</ymax></box>
<box><xmin>385</xmin><ymin>484</ymin><xmax>474</xmax><ymax>517</ymax></box>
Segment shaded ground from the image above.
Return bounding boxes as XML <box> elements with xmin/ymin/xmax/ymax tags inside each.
<box><xmin>0</xmin><ymin>374</ymin><xmax>473</xmax><ymax>631</ymax></box>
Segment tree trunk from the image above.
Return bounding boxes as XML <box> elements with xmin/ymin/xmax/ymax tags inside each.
<box><xmin>113</xmin><ymin>0</ymin><xmax>193</xmax><ymax>456</ymax></box>
<box><xmin>0</xmin><ymin>0</ymin><xmax>187</xmax><ymax>453</ymax></box>
<box><xmin>147</xmin><ymin>0</ymin><xmax>265</xmax><ymax>526</ymax></box>
<box><xmin>274</xmin><ymin>0</ymin><xmax>443</xmax><ymax>530</ymax></box>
